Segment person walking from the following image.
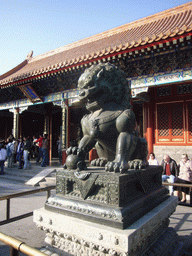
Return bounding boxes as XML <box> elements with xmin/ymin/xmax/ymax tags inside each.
<box><xmin>41</xmin><ymin>134</ymin><xmax>49</xmax><ymax>167</ymax></box>
<box><xmin>12</xmin><ymin>137</ymin><xmax>18</xmax><ymax>164</ymax></box>
<box><xmin>57</xmin><ymin>136</ymin><xmax>62</xmax><ymax>164</ymax></box>
<box><xmin>0</xmin><ymin>141</ymin><xmax>7</xmax><ymax>175</ymax></box>
<box><xmin>16</xmin><ymin>138</ymin><xmax>24</xmax><ymax>169</ymax></box>
<box><xmin>32</xmin><ymin>135</ymin><xmax>39</xmax><ymax>159</ymax></box>
<box><xmin>23</xmin><ymin>136</ymin><xmax>31</xmax><ymax>170</ymax></box>
<box><xmin>35</xmin><ymin>135</ymin><xmax>43</xmax><ymax>164</ymax></box>
<box><xmin>6</xmin><ymin>138</ymin><xmax>14</xmax><ymax>168</ymax></box>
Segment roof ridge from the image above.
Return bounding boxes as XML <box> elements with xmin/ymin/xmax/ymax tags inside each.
<box><xmin>29</xmin><ymin>2</ymin><xmax>192</xmax><ymax>63</ymax></box>
<box><xmin>0</xmin><ymin>60</ymin><xmax>28</xmax><ymax>80</ymax></box>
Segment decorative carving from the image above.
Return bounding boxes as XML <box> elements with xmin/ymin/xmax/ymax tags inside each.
<box><xmin>34</xmin><ymin>196</ymin><xmax>179</xmax><ymax>255</ymax></box>
<box><xmin>124</xmin><ymin>47</ymin><xmax>192</xmax><ymax>77</ymax></box>
<box><xmin>46</xmin><ymin>166</ymin><xmax>168</xmax><ymax>229</ymax></box>
<box><xmin>37</xmin><ymin>218</ymin><xmax>176</xmax><ymax>256</ymax></box>
<box><xmin>26</xmin><ymin>50</ymin><xmax>33</xmax><ymax>60</ymax></box>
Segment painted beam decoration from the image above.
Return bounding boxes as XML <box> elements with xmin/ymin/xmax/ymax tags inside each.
<box><xmin>130</xmin><ymin>68</ymin><xmax>192</xmax><ymax>97</ymax></box>
<box><xmin>19</xmin><ymin>84</ymin><xmax>43</xmax><ymax>103</ymax></box>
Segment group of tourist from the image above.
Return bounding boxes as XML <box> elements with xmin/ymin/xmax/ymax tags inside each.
<box><xmin>148</xmin><ymin>153</ymin><xmax>192</xmax><ymax>203</ymax></box>
<box><xmin>0</xmin><ymin>134</ymin><xmax>50</xmax><ymax>175</ymax></box>
<box><xmin>1</xmin><ymin>134</ymin><xmax>191</xmax><ymax>203</ymax></box>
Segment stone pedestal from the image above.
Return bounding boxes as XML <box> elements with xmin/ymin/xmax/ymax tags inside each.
<box><xmin>33</xmin><ymin>167</ymin><xmax>182</xmax><ymax>255</ymax></box>
<box><xmin>45</xmin><ymin>166</ymin><xmax>168</xmax><ymax>229</ymax></box>
<box><xmin>34</xmin><ymin>196</ymin><xmax>181</xmax><ymax>256</ymax></box>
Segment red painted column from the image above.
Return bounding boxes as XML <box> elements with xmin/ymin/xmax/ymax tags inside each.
<box><xmin>62</xmin><ymin>150</ymin><xmax>67</xmax><ymax>165</ymax></box>
<box><xmin>146</xmin><ymin>102</ymin><xmax>154</xmax><ymax>154</ymax></box>
<box><xmin>143</xmin><ymin>103</ymin><xmax>148</xmax><ymax>140</ymax></box>
<box><xmin>89</xmin><ymin>148</ymin><xmax>98</xmax><ymax>162</ymax></box>
<box><xmin>61</xmin><ymin>100</ymin><xmax>70</xmax><ymax>165</ymax></box>
<box><xmin>67</xmin><ymin>103</ymin><xmax>70</xmax><ymax>149</ymax></box>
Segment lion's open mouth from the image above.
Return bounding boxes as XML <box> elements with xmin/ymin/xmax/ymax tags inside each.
<box><xmin>86</xmin><ymin>99</ymin><xmax>98</xmax><ymax>108</ymax></box>
<box><xmin>85</xmin><ymin>97</ymin><xmax>99</xmax><ymax>110</ymax></box>
<box><xmin>78</xmin><ymin>87</ymin><xmax>102</xmax><ymax>110</ymax></box>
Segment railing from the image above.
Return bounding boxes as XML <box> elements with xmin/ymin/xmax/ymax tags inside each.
<box><xmin>0</xmin><ymin>185</ymin><xmax>55</xmax><ymax>225</ymax></box>
<box><xmin>0</xmin><ymin>232</ymin><xmax>47</xmax><ymax>256</ymax></box>
<box><xmin>162</xmin><ymin>182</ymin><xmax>192</xmax><ymax>206</ymax></box>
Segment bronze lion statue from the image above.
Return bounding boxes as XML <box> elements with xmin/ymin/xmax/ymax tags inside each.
<box><xmin>65</xmin><ymin>62</ymin><xmax>148</xmax><ymax>173</ymax></box>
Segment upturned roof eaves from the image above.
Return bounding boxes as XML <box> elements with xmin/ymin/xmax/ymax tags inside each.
<box><xmin>0</xmin><ymin>2</ymin><xmax>192</xmax><ymax>87</ymax></box>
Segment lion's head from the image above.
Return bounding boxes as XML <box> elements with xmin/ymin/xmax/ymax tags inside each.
<box><xmin>77</xmin><ymin>63</ymin><xmax>131</xmax><ymax>111</ymax></box>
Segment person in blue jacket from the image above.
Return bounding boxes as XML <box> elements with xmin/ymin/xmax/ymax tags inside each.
<box><xmin>16</xmin><ymin>137</ymin><xmax>24</xmax><ymax>169</ymax></box>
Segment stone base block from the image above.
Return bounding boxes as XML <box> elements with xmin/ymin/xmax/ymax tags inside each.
<box><xmin>34</xmin><ymin>196</ymin><xmax>181</xmax><ymax>256</ymax></box>
<box><xmin>47</xmin><ymin>166</ymin><xmax>168</xmax><ymax>229</ymax></box>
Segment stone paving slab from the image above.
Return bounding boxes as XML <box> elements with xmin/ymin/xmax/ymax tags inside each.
<box><xmin>0</xmin><ymin>200</ymin><xmax>192</xmax><ymax>256</ymax></box>
<box><xmin>25</xmin><ymin>168</ymin><xmax>56</xmax><ymax>186</ymax></box>
<box><xmin>0</xmin><ymin>161</ymin><xmax>192</xmax><ymax>255</ymax></box>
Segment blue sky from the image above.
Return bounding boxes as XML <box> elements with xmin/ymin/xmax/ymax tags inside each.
<box><xmin>0</xmin><ymin>0</ymin><xmax>190</xmax><ymax>75</ymax></box>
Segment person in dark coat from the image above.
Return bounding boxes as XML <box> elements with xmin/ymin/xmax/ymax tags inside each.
<box><xmin>41</xmin><ymin>134</ymin><xmax>49</xmax><ymax>167</ymax></box>
<box><xmin>23</xmin><ymin>136</ymin><xmax>32</xmax><ymax>169</ymax></box>
<box><xmin>16</xmin><ymin>138</ymin><xmax>24</xmax><ymax>169</ymax></box>
<box><xmin>161</xmin><ymin>154</ymin><xmax>178</xmax><ymax>195</ymax></box>
<box><xmin>0</xmin><ymin>141</ymin><xmax>7</xmax><ymax>175</ymax></box>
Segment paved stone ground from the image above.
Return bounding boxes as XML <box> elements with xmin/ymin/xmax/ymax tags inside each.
<box><xmin>0</xmin><ymin>161</ymin><xmax>192</xmax><ymax>255</ymax></box>
<box><xmin>169</xmin><ymin>204</ymin><xmax>192</xmax><ymax>256</ymax></box>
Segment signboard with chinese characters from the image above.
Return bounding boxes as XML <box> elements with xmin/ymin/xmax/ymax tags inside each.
<box><xmin>19</xmin><ymin>84</ymin><xmax>43</xmax><ymax>103</ymax></box>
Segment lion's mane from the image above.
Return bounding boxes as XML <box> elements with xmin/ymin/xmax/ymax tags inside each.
<box><xmin>81</xmin><ymin>62</ymin><xmax>131</xmax><ymax>109</ymax></box>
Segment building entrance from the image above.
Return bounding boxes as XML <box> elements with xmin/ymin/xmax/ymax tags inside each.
<box><xmin>20</xmin><ymin>103</ymin><xmax>62</xmax><ymax>159</ymax></box>
<box><xmin>133</xmin><ymin>101</ymin><xmax>144</xmax><ymax>138</ymax></box>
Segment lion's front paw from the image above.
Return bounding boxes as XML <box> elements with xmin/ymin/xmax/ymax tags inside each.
<box><xmin>64</xmin><ymin>146</ymin><xmax>86</xmax><ymax>170</ymax></box>
<box><xmin>128</xmin><ymin>159</ymin><xmax>145</xmax><ymax>170</ymax></box>
<box><xmin>105</xmin><ymin>161</ymin><xmax>128</xmax><ymax>173</ymax></box>
<box><xmin>66</xmin><ymin>146</ymin><xmax>86</xmax><ymax>158</ymax></box>
<box><xmin>91</xmin><ymin>158</ymin><xmax>107</xmax><ymax>167</ymax></box>
<box><xmin>66</xmin><ymin>146</ymin><xmax>78</xmax><ymax>155</ymax></box>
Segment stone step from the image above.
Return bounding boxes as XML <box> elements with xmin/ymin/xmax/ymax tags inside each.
<box><xmin>0</xmin><ymin>173</ymin><xmax>30</xmax><ymax>183</ymax></box>
<box><xmin>25</xmin><ymin>168</ymin><xmax>57</xmax><ymax>186</ymax></box>
<box><xmin>45</xmin><ymin>176</ymin><xmax>56</xmax><ymax>182</ymax></box>
<box><xmin>2</xmin><ymin>167</ymin><xmax>44</xmax><ymax>184</ymax></box>
<box><xmin>4</xmin><ymin>169</ymin><xmax>40</xmax><ymax>178</ymax></box>
<box><xmin>1</xmin><ymin>163</ymin><xmax>59</xmax><ymax>186</ymax></box>
<box><xmin>39</xmin><ymin>176</ymin><xmax>56</xmax><ymax>187</ymax></box>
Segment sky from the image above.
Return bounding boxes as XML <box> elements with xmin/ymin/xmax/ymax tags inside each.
<box><xmin>0</xmin><ymin>0</ymin><xmax>190</xmax><ymax>75</ymax></box>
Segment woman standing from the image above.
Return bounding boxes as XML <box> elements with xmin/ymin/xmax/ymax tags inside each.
<box><xmin>57</xmin><ymin>136</ymin><xmax>62</xmax><ymax>164</ymax></box>
<box><xmin>16</xmin><ymin>138</ymin><xmax>24</xmax><ymax>169</ymax></box>
<box><xmin>174</xmin><ymin>154</ymin><xmax>192</xmax><ymax>203</ymax></box>
<box><xmin>6</xmin><ymin>138</ymin><xmax>14</xmax><ymax>168</ymax></box>
<box><xmin>23</xmin><ymin>136</ymin><xmax>32</xmax><ymax>170</ymax></box>
<box><xmin>41</xmin><ymin>134</ymin><xmax>49</xmax><ymax>167</ymax></box>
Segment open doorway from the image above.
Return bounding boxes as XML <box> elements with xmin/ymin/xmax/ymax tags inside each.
<box><xmin>133</xmin><ymin>101</ymin><xmax>144</xmax><ymax>137</ymax></box>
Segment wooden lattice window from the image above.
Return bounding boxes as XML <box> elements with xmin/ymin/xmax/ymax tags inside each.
<box><xmin>171</xmin><ymin>104</ymin><xmax>184</xmax><ymax>137</ymax></box>
<box><xmin>157</xmin><ymin>105</ymin><xmax>169</xmax><ymax>137</ymax></box>
<box><xmin>177</xmin><ymin>84</ymin><xmax>192</xmax><ymax>95</ymax></box>
<box><xmin>157</xmin><ymin>86</ymin><xmax>171</xmax><ymax>97</ymax></box>
<box><xmin>156</xmin><ymin>102</ymin><xmax>184</xmax><ymax>142</ymax></box>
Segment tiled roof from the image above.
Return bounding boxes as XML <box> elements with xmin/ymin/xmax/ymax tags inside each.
<box><xmin>0</xmin><ymin>2</ymin><xmax>192</xmax><ymax>86</ymax></box>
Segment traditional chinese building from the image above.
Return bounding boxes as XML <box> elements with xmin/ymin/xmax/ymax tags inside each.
<box><xmin>0</xmin><ymin>2</ymin><xmax>192</xmax><ymax>163</ymax></box>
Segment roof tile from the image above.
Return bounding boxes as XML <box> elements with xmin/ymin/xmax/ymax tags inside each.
<box><xmin>0</xmin><ymin>2</ymin><xmax>192</xmax><ymax>86</ymax></box>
